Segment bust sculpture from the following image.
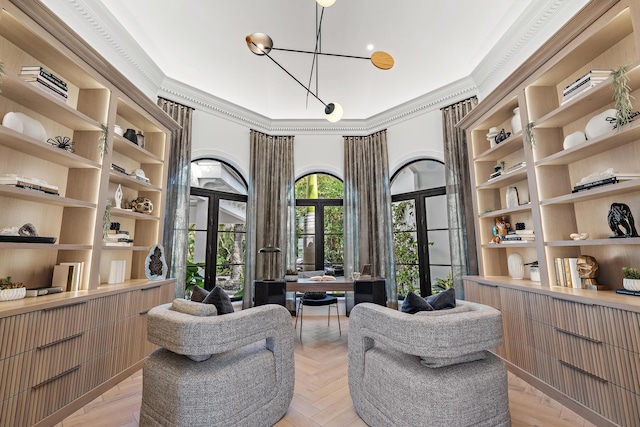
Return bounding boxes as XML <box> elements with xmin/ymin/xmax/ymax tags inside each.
<box><xmin>577</xmin><ymin>255</ymin><xmax>599</xmax><ymax>288</ymax></box>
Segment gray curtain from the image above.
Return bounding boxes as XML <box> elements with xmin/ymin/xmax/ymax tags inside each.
<box><xmin>157</xmin><ymin>97</ymin><xmax>193</xmax><ymax>299</ymax></box>
<box><xmin>344</xmin><ymin>130</ymin><xmax>397</xmax><ymax>308</ymax></box>
<box><xmin>442</xmin><ymin>96</ymin><xmax>478</xmax><ymax>299</ymax></box>
<box><xmin>244</xmin><ymin>130</ymin><xmax>296</xmax><ymax>309</ymax></box>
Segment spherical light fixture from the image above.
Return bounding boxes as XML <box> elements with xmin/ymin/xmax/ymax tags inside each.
<box><xmin>246</xmin><ymin>33</ymin><xmax>273</xmax><ymax>55</ymax></box>
<box><xmin>324</xmin><ymin>102</ymin><xmax>343</xmax><ymax>122</ymax></box>
<box><xmin>316</xmin><ymin>0</ymin><xmax>337</xmax><ymax>7</ymax></box>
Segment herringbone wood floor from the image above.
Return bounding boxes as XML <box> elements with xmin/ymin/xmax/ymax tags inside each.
<box><xmin>58</xmin><ymin>315</ymin><xmax>597</xmax><ymax>427</ymax></box>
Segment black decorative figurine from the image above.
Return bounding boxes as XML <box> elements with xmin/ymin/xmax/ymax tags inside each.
<box><xmin>607</xmin><ymin>202</ymin><xmax>639</xmax><ymax>238</ymax></box>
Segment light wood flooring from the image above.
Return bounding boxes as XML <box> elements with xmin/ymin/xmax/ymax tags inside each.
<box><xmin>58</xmin><ymin>315</ymin><xmax>598</xmax><ymax>427</ymax></box>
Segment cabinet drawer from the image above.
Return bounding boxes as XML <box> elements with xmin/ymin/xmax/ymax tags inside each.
<box><xmin>599</xmin><ymin>305</ymin><xmax>640</xmax><ymax>353</ymax></box>
<box><xmin>605</xmin><ymin>345</ymin><xmax>640</xmax><ymax>396</ymax></box>
<box><xmin>551</xmin><ymin>298</ymin><xmax>604</xmax><ymax>342</ymax></box>
<box><xmin>0</xmin><ymin>311</ymin><xmax>40</xmax><ymax>360</ymax></box>
<box><xmin>27</xmin><ymin>362</ymin><xmax>84</xmax><ymax>426</ymax></box>
<box><xmin>30</xmin><ymin>332</ymin><xmax>84</xmax><ymax>388</ymax></box>
<box><xmin>553</xmin><ymin>327</ymin><xmax>607</xmax><ymax>381</ymax></box>
<box><xmin>36</xmin><ymin>301</ymin><xmax>89</xmax><ymax>347</ymax></box>
<box><xmin>0</xmin><ymin>351</ymin><xmax>33</xmax><ymax>401</ymax></box>
<box><xmin>463</xmin><ymin>280</ymin><xmax>502</xmax><ymax>310</ymax></box>
<box><xmin>0</xmin><ymin>390</ymin><xmax>28</xmax><ymax>427</ymax></box>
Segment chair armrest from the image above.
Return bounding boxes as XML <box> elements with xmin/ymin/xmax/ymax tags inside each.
<box><xmin>348</xmin><ymin>301</ymin><xmax>503</xmax><ymax>360</ymax></box>
<box><xmin>147</xmin><ymin>303</ymin><xmax>294</xmax><ymax>357</ymax></box>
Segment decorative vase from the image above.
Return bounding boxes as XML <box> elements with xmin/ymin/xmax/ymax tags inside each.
<box><xmin>563</xmin><ymin>131</ymin><xmax>586</xmax><ymax>149</ymax></box>
<box><xmin>585</xmin><ymin>108</ymin><xmax>617</xmax><ymax>139</ymax></box>
<box><xmin>529</xmin><ymin>266</ymin><xmax>540</xmax><ymax>282</ymax></box>
<box><xmin>623</xmin><ymin>278</ymin><xmax>640</xmax><ymax>291</ymax></box>
<box><xmin>508</xmin><ymin>252</ymin><xmax>525</xmax><ymax>280</ymax></box>
<box><xmin>284</xmin><ymin>274</ymin><xmax>298</xmax><ymax>282</ymax></box>
<box><xmin>114</xmin><ymin>124</ymin><xmax>124</xmax><ymax>136</ymax></box>
<box><xmin>0</xmin><ymin>287</ymin><xmax>26</xmax><ymax>301</ymax></box>
<box><xmin>123</xmin><ymin>128</ymin><xmax>137</xmax><ymax>144</ymax></box>
<box><xmin>136</xmin><ymin>131</ymin><xmax>145</xmax><ymax>148</ymax></box>
<box><xmin>511</xmin><ymin>107</ymin><xmax>522</xmax><ymax>134</ymax></box>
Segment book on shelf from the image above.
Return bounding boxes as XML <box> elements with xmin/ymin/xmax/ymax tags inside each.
<box><xmin>22</xmin><ymin>78</ymin><xmax>68</xmax><ymax>102</ymax></box>
<box><xmin>562</xmin><ymin>69</ymin><xmax>611</xmax><ymax>95</ymax></box>
<box><xmin>108</xmin><ymin>259</ymin><xmax>126</xmax><ymax>284</ymax></box>
<box><xmin>504</xmin><ymin>161</ymin><xmax>526</xmax><ymax>174</ymax></box>
<box><xmin>514</xmin><ymin>229</ymin><xmax>534</xmax><ymax>235</ymax></box>
<box><xmin>0</xmin><ymin>174</ymin><xmax>59</xmax><ymax>195</ymax></box>
<box><xmin>488</xmin><ymin>171</ymin><xmax>502</xmax><ymax>180</ymax></box>
<box><xmin>553</xmin><ymin>257</ymin><xmax>581</xmax><ymax>288</ymax></box>
<box><xmin>26</xmin><ymin>286</ymin><xmax>63</xmax><ymax>297</ymax></box>
<box><xmin>59</xmin><ymin>262</ymin><xmax>84</xmax><ymax>291</ymax></box>
<box><xmin>20</xmin><ymin>65</ymin><xmax>68</xmax><ymax>89</ymax></box>
<box><xmin>20</xmin><ymin>71</ymin><xmax>68</xmax><ymax>93</ymax></box>
<box><xmin>616</xmin><ymin>289</ymin><xmax>640</xmax><ymax>296</ymax></box>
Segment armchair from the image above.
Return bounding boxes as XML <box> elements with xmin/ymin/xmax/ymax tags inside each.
<box><xmin>348</xmin><ymin>301</ymin><xmax>510</xmax><ymax>427</ymax></box>
<box><xmin>140</xmin><ymin>302</ymin><xmax>294</xmax><ymax>427</ymax></box>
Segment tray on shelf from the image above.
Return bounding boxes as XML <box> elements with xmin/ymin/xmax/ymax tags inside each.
<box><xmin>0</xmin><ymin>235</ymin><xmax>56</xmax><ymax>243</ymax></box>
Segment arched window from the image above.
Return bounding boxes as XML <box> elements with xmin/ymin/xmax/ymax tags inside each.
<box><xmin>390</xmin><ymin>159</ymin><xmax>451</xmax><ymax>297</ymax></box>
<box><xmin>295</xmin><ymin>173</ymin><xmax>344</xmax><ymax>275</ymax></box>
<box><xmin>188</xmin><ymin>159</ymin><xmax>247</xmax><ymax>299</ymax></box>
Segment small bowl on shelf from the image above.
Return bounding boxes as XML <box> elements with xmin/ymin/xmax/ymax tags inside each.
<box><xmin>0</xmin><ymin>287</ymin><xmax>26</xmax><ymax>301</ymax></box>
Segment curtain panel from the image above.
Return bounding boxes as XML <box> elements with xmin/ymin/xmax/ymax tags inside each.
<box><xmin>441</xmin><ymin>96</ymin><xmax>478</xmax><ymax>299</ymax></box>
<box><xmin>344</xmin><ymin>130</ymin><xmax>397</xmax><ymax>308</ymax></box>
<box><xmin>244</xmin><ymin>130</ymin><xmax>295</xmax><ymax>309</ymax></box>
<box><xmin>157</xmin><ymin>97</ymin><xmax>194</xmax><ymax>299</ymax></box>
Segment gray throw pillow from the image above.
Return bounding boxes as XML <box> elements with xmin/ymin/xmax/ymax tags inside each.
<box><xmin>202</xmin><ymin>285</ymin><xmax>235</xmax><ymax>314</ymax></box>
<box><xmin>171</xmin><ymin>298</ymin><xmax>217</xmax><ymax>317</ymax></box>
<box><xmin>190</xmin><ymin>285</ymin><xmax>209</xmax><ymax>302</ymax></box>
<box><xmin>401</xmin><ymin>291</ymin><xmax>434</xmax><ymax>314</ymax></box>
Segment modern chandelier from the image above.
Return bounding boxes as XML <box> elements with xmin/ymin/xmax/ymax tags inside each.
<box><xmin>246</xmin><ymin>0</ymin><xmax>394</xmax><ymax>122</ymax></box>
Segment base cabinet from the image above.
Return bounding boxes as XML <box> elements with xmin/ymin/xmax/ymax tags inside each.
<box><xmin>464</xmin><ymin>278</ymin><xmax>640</xmax><ymax>427</ymax></box>
<box><xmin>0</xmin><ymin>281</ymin><xmax>174</xmax><ymax>427</ymax></box>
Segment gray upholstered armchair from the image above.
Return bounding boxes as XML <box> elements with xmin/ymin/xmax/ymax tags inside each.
<box><xmin>348</xmin><ymin>301</ymin><xmax>510</xmax><ymax>427</ymax></box>
<box><xmin>140</xmin><ymin>301</ymin><xmax>295</xmax><ymax>427</ymax></box>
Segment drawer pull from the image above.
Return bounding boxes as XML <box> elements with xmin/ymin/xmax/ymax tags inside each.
<box><xmin>559</xmin><ymin>360</ymin><xmax>607</xmax><ymax>383</ymax></box>
<box><xmin>478</xmin><ymin>282</ymin><xmax>498</xmax><ymax>288</ymax></box>
<box><xmin>32</xmin><ymin>365</ymin><xmax>81</xmax><ymax>389</ymax></box>
<box><xmin>142</xmin><ymin>285</ymin><xmax>162</xmax><ymax>291</ymax></box>
<box><xmin>42</xmin><ymin>300</ymin><xmax>87</xmax><ymax>311</ymax></box>
<box><xmin>555</xmin><ymin>327</ymin><xmax>601</xmax><ymax>344</ymax></box>
<box><xmin>37</xmin><ymin>332</ymin><xmax>83</xmax><ymax>350</ymax></box>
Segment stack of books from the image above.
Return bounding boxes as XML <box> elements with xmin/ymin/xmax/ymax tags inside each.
<box><xmin>515</xmin><ymin>229</ymin><xmax>535</xmax><ymax>241</ymax></box>
<box><xmin>572</xmin><ymin>172</ymin><xmax>640</xmax><ymax>193</ymax></box>
<box><xmin>20</xmin><ymin>65</ymin><xmax>68</xmax><ymax>102</ymax></box>
<box><xmin>105</xmin><ymin>229</ymin><xmax>134</xmax><ymax>246</ymax></box>
<box><xmin>52</xmin><ymin>262</ymin><xmax>84</xmax><ymax>291</ymax></box>
<box><xmin>553</xmin><ymin>257</ymin><xmax>581</xmax><ymax>288</ymax></box>
<box><xmin>561</xmin><ymin>70</ymin><xmax>611</xmax><ymax>104</ymax></box>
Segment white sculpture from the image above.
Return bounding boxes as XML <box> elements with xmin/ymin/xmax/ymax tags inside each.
<box><xmin>115</xmin><ymin>184</ymin><xmax>123</xmax><ymax>209</ymax></box>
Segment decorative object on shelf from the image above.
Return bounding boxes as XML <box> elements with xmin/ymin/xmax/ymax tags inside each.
<box><xmin>494</xmin><ymin>129</ymin><xmax>511</xmax><ymax>144</ymax></box>
<box><xmin>245</xmin><ymin>4</ymin><xmax>393</xmax><ymax>122</ymax></box>
<box><xmin>145</xmin><ymin>243</ymin><xmax>168</xmax><ymax>280</ymax></box>
<box><xmin>489</xmin><ymin>160</ymin><xmax>505</xmax><ymax>180</ymax></box>
<box><xmin>510</xmin><ymin>107</ymin><xmax>521</xmax><ymax>134</ymax></box>
<box><xmin>562</xmin><ymin>131</ymin><xmax>586</xmax><ymax>150</ymax></box>
<box><xmin>130</xmin><ymin>168</ymin><xmax>150</xmax><ymax>183</ymax></box>
<box><xmin>47</xmin><ymin>136</ymin><xmax>74</xmax><ymax>153</ymax></box>
<box><xmin>505</xmin><ymin>186</ymin><xmax>519</xmax><ymax>209</ymax></box>
<box><xmin>571</xmin><ymin>168</ymin><xmax>640</xmax><ymax>193</ymax></box>
<box><xmin>108</xmin><ymin>259</ymin><xmax>126</xmax><ymax>284</ymax></box>
<box><xmin>131</xmin><ymin>197</ymin><xmax>153</xmax><ymax>214</ymax></box>
<box><xmin>528</xmin><ymin>261</ymin><xmax>540</xmax><ymax>282</ymax></box>
<box><xmin>0</xmin><ymin>174</ymin><xmax>59</xmax><ymax>195</ymax></box>
<box><xmin>515</xmin><ymin>222</ymin><xmax>525</xmax><ymax>230</ymax></box>
<box><xmin>103</xmin><ymin>201</ymin><xmax>112</xmax><ymax>242</ymax></box>
<box><xmin>491</xmin><ymin>216</ymin><xmax>510</xmax><ymax>243</ymax></box>
<box><xmin>612</xmin><ymin>64</ymin><xmax>634</xmax><ymax>130</ymax></box>
<box><xmin>99</xmin><ymin>123</ymin><xmax>109</xmax><ymax>159</ymax></box>
<box><xmin>585</xmin><ymin>108</ymin><xmax>617</xmax><ymax>139</ymax></box>
<box><xmin>0</xmin><ymin>276</ymin><xmax>26</xmax><ymax>301</ymax></box>
<box><xmin>18</xmin><ymin>223</ymin><xmax>38</xmax><ymax>236</ymax></box>
<box><xmin>123</xmin><ymin>128</ymin><xmax>137</xmax><ymax>144</ymax></box>
<box><xmin>607</xmin><ymin>202</ymin><xmax>639</xmax><ymax>238</ymax></box>
<box><xmin>507</xmin><ymin>252</ymin><xmax>525</xmax><ymax>279</ymax></box>
<box><xmin>486</xmin><ymin>127</ymin><xmax>500</xmax><ymax>147</ymax></box>
<box><xmin>622</xmin><ymin>267</ymin><xmax>640</xmax><ymax>291</ymax></box>
<box><xmin>2</xmin><ymin>111</ymin><xmax>47</xmax><ymax>141</ymax></box>
<box><xmin>569</xmin><ymin>232</ymin><xmax>589</xmax><ymax>240</ymax></box>
<box><xmin>136</xmin><ymin>130</ymin><xmax>145</xmax><ymax>148</ymax></box>
<box><xmin>111</xmin><ymin>163</ymin><xmax>126</xmax><ymax>174</ymax></box>
<box><xmin>114</xmin><ymin>124</ymin><xmax>124</xmax><ymax>136</ymax></box>
<box><xmin>114</xmin><ymin>184</ymin><xmax>123</xmax><ymax>209</ymax></box>
<box><xmin>577</xmin><ymin>255</ymin><xmax>605</xmax><ymax>290</ymax></box>
<box><xmin>525</xmin><ymin>121</ymin><xmax>536</xmax><ymax>147</ymax></box>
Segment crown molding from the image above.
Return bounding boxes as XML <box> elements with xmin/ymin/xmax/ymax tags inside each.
<box><xmin>160</xmin><ymin>76</ymin><xmax>477</xmax><ymax>135</ymax></box>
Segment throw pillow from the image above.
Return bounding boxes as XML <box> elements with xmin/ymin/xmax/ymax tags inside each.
<box><xmin>401</xmin><ymin>291</ymin><xmax>434</xmax><ymax>314</ymax></box>
<box><xmin>415</xmin><ymin>304</ymin><xmax>470</xmax><ymax>317</ymax></box>
<box><xmin>171</xmin><ymin>298</ymin><xmax>217</xmax><ymax>317</ymax></box>
<box><xmin>426</xmin><ymin>287</ymin><xmax>456</xmax><ymax>310</ymax></box>
<box><xmin>190</xmin><ymin>285</ymin><xmax>209</xmax><ymax>302</ymax></box>
<box><xmin>202</xmin><ymin>285</ymin><xmax>235</xmax><ymax>314</ymax></box>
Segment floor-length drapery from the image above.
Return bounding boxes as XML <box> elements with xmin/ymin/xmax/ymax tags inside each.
<box><xmin>157</xmin><ymin>97</ymin><xmax>193</xmax><ymax>299</ymax></box>
<box><xmin>344</xmin><ymin>130</ymin><xmax>397</xmax><ymax>308</ymax></box>
<box><xmin>244</xmin><ymin>130</ymin><xmax>295</xmax><ymax>309</ymax></box>
<box><xmin>442</xmin><ymin>96</ymin><xmax>478</xmax><ymax>299</ymax></box>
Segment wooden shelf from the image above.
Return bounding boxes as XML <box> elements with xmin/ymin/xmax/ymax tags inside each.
<box><xmin>474</xmin><ymin>132</ymin><xmax>524</xmax><ymax>161</ymax></box>
<box><xmin>546</xmin><ymin>237</ymin><xmax>640</xmax><ymax>247</ymax></box>
<box><xmin>476</xmin><ymin>168</ymin><xmax>527</xmax><ymax>189</ymax></box>
<box><xmin>112</xmin><ymin>134</ymin><xmax>163</xmax><ymax>164</ymax></box>
<box><xmin>481</xmin><ymin>242</ymin><xmax>537</xmax><ymax>249</ymax></box>
<box><xmin>109</xmin><ymin>171</ymin><xmax>161</xmax><ymax>192</ymax></box>
<box><xmin>0</xmin><ymin>185</ymin><xmax>95</xmax><ymax>207</ymax></box>
<box><xmin>479</xmin><ymin>203</ymin><xmax>532</xmax><ymax>218</ymax></box>
<box><xmin>109</xmin><ymin>207</ymin><xmax>159</xmax><ymax>221</ymax></box>
<box><xmin>540</xmin><ymin>179</ymin><xmax>640</xmax><ymax>205</ymax></box>
<box><xmin>0</xmin><ymin>243</ymin><xmax>91</xmax><ymax>250</ymax></box>
<box><xmin>101</xmin><ymin>245</ymin><xmax>153</xmax><ymax>252</ymax></box>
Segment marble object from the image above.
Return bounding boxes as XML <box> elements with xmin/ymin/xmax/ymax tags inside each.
<box><xmin>563</xmin><ymin>131</ymin><xmax>586</xmax><ymax>149</ymax></box>
<box><xmin>585</xmin><ymin>108</ymin><xmax>616</xmax><ymax>139</ymax></box>
<box><xmin>508</xmin><ymin>252</ymin><xmax>525</xmax><ymax>279</ymax></box>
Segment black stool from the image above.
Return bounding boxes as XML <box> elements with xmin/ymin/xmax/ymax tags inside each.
<box><xmin>294</xmin><ymin>292</ymin><xmax>341</xmax><ymax>339</ymax></box>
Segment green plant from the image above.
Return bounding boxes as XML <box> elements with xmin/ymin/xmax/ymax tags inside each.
<box><xmin>185</xmin><ymin>260</ymin><xmax>205</xmax><ymax>294</ymax></box>
<box><xmin>525</xmin><ymin>122</ymin><xmax>536</xmax><ymax>147</ymax></box>
<box><xmin>612</xmin><ymin>65</ymin><xmax>634</xmax><ymax>130</ymax></box>
<box><xmin>432</xmin><ymin>272</ymin><xmax>453</xmax><ymax>294</ymax></box>
<box><xmin>99</xmin><ymin>123</ymin><xmax>109</xmax><ymax>159</ymax></box>
<box><xmin>0</xmin><ymin>276</ymin><xmax>24</xmax><ymax>290</ymax></box>
<box><xmin>622</xmin><ymin>266</ymin><xmax>640</xmax><ymax>279</ymax></box>
<box><xmin>102</xmin><ymin>200</ymin><xmax>112</xmax><ymax>242</ymax></box>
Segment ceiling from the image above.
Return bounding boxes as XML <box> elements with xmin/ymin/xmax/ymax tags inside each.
<box><xmin>90</xmin><ymin>0</ymin><xmax>539</xmax><ymax>121</ymax></box>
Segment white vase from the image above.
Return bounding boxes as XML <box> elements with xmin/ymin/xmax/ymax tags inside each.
<box><xmin>563</xmin><ymin>131</ymin><xmax>586</xmax><ymax>149</ymax></box>
<box><xmin>508</xmin><ymin>252</ymin><xmax>525</xmax><ymax>280</ymax></box>
<box><xmin>511</xmin><ymin>107</ymin><xmax>522</xmax><ymax>134</ymax></box>
<box><xmin>0</xmin><ymin>287</ymin><xmax>26</xmax><ymax>301</ymax></box>
<box><xmin>623</xmin><ymin>278</ymin><xmax>640</xmax><ymax>291</ymax></box>
<box><xmin>585</xmin><ymin>108</ymin><xmax>617</xmax><ymax>139</ymax></box>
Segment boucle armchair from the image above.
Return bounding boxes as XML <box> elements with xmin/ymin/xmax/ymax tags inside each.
<box><xmin>348</xmin><ymin>301</ymin><xmax>510</xmax><ymax>427</ymax></box>
<box><xmin>140</xmin><ymin>301</ymin><xmax>294</xmax><ymax>427</ymax></box>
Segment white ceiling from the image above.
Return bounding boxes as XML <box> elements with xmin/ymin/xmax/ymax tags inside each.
<box><xmin>93</xmin><ymin>0</ymin><xmax>536</xmax><ymax>121</ymax></box>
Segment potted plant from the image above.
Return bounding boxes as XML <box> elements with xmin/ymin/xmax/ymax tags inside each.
<box><xmin>622</xmin><ymin>267</ymin><xmax>640</xmax><ymax>291</ymax></box>
<box><xmin>0</xmin><ymin>276</ymin><xmax>26</xmax><ymax>301</ymax></box>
